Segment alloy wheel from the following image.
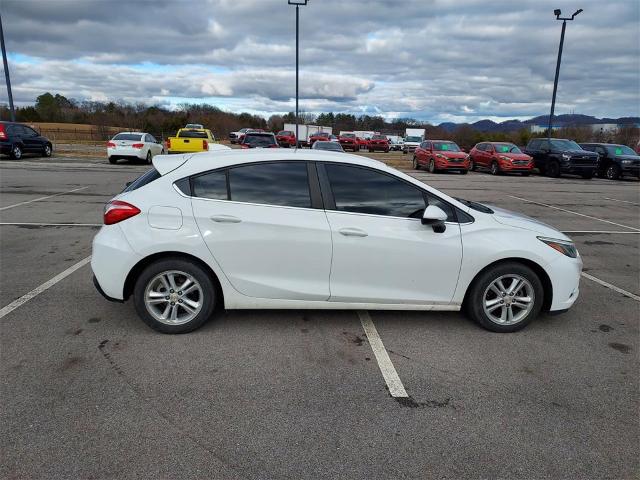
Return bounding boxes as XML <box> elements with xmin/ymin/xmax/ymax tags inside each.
<box><xmin>482</xmin><ymin>274</ymin><xmax>535</xmax><ymax>325</ymax></box>
<box><xmin>12</xmin><ymin>145</ymin><xmax>22</xmax><ymax>159</ymax></box>
<box><xmin>144</xmin><ymin>270</ymin><xmax>203</xmax><ymax>325</ymax></box>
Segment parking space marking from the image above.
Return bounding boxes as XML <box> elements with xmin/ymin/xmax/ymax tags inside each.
<box><xmin>0</xmin><ymin>256</ymin><xmax>92</xmax><ymax>320</ymax></box>
<box><xmin>508</xmin><ymin>195</ymin><xmax>640</xmax><ymax>231</ymax></box>
<box><xmin>358</xmin><ymin>311</ymin><xmax>408</xmax><ymax>398</ymax></box>
<box><xmin>581</xmin><ymin>272</ymin><xmax>640</xmax><ymax>302</ymax></box>
<box><xmin>0</xmin><ymin>186</ymin><xmax>88</xmax><ymax>211</ymax></box>
<box><xmin>562</xmin><ymin>230</ymin><xmax>640</xmax><ymax>234</ymax></box>
<box><xmin>604</xmin><ymin>197</ymin><xmax>640</xmax><ymax>206</ymax></box>
<box><xmin>0</xmin><ymin>222</ymin><xmax>101</xmax><ymax>227</ymax></box>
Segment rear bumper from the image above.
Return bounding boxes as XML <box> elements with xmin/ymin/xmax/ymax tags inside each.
<box><xmin>0</xmin><ymin>142</ymin><xmax>12</xmax><ymax>155</ymax></box>
<box><xmin>107</xmin><ymin>148</ymin><xmax>145</xmax><ymax>159</ymax></box>
<box><xmin>93</xmin><ymin>275</ymin><xmax>123</xmax><ymax>303</ymax></box>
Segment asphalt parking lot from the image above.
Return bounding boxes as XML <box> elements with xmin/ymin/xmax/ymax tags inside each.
<box><xmin>1</xmin><ymin>152</ymin><xmax>638</xmax><ymax>479</ymax></box>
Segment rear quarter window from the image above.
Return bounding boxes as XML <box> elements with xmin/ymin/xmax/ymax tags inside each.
<box><xmin>122</xmin><ymin>168</ymin><xmax>161</xmax><ymax>192</ymax></box>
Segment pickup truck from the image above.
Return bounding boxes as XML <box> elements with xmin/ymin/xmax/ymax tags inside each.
<box><xmin>523</xmin><ymin>138</ymin><xmax>599</xmax><ymax>178</ymax></box>
<box><xmin>167</xmin><ymin>128</ymin><xmax>215</xmax><ymax>154</ymax></box>
<box><xmin>368</xmin><ymin>134</ymin><xmax>390</xmax><ymax>152</ymax></box>
<box><xmin>580</xmin><ymin>142</ymin><xmax>640</xmax><ymax>180</ymax></box>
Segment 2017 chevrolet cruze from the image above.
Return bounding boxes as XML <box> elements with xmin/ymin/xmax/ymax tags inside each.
<box><xmin>92</xmin><ymin>149</ymin><xmax>582</xmax><ymax>334</ymax></box>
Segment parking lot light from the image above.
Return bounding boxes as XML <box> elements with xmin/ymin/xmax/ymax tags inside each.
<box><xmin>288</xmin><ymin>0</ymin><xmax>309</xmax><ymax>148</ymax></box>
<box><xmin>0</xmin><ymin>12</ymin><xmax>16</xmax><ymax>122</ymax></box>
<box><xmin>547</xmin><ymin>8</ymin><xmax>583</xmax><ymax>140</ymax></box>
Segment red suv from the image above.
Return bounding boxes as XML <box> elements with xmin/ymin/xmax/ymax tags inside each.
<box><xmin>469</xmin><ymin>142</ymin><xmax>533</xmax><ymax>175</ymax></box>
<box><xmin>368</xmin><ymin>135</ymin><xmax>390</xmax><ymax>153</ymax></box>
<box><xmin>338</xmin><ymin>133</ymin><xmax>359</xmax><ymax>152</ymax></box>
<box><xmin>413</xmin><ymin>140</ymin><xmax>469</xmax><ymax>174</ymax></box>
<box><xmin>276</xmin><ymin>130</ymin><xmax>296</xmax><ymax>148</ymax></box>
<box><xmin>309</xmin><ymin>131</ymin><xmax>331</xmax><ymax>147</ymax></box>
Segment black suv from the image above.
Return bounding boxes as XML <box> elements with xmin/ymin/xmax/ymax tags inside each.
<box><xmin>0</xmin><ymin>121</ymin><xmax>53</xmax><ymax>160</ymax></box>
<box><xmin>239</xmin><ymin>132</ymin><xmax>279</xmax><ymax>149</ymax></box>
<box><xmin>523</xmin><ymin>138</ymin><xmax>599</xmax><ymax>178</ymax></box>
<box><xmin>579</xmin><ymin>143</ymin><xmax>640</xmax><ymax>180</ymax></box>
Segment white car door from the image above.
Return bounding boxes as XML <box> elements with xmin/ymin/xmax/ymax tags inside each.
<box><xmin>191</xmin><ymin>161</ymin><xmax>332</xmax><ymax>301</ymax></box>
<box><xmin>320</xmin><ymin>163</ymin><xmax>463</xmax><ymax>305</ymax></box>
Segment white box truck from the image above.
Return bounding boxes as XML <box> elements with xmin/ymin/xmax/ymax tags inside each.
<box><xmin>283</xmin><ymin>124</ymin><xmax>332</xmax><ymax>147</ymax></box>
<box><xmin>403</xmin><ymin>128</ymin><xmax>425</xmax><ymax>154</ymax></box>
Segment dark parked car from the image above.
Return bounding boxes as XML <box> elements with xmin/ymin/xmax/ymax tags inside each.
<box><xmin>0</xmin><ymin>121</ymin><xmax>53</xmax><ymax>160</ymax></box>
<box><xmin>239</xmin><ymin>132</ymin><xmax>279</xmax><ymax>149</ymax></box>
<box><xmin>580</xmin><ymin>143</ymin><xmax>640</xmax><ymax>180</ymax></box>
<box><xmin>523</xmin><ymin>138</ymin><xmax>599</xmax><ymax>178</ymax></box>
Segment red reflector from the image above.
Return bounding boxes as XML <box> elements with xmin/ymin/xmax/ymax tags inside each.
<box><xmin>0</xmin><ymin>124</ymin><xmax>6</xmax><ymax>140</ymax></box>
<box><xmin>203</xmin><ymin>140</ymin><xmax>208</xmax><ymax>150</ymax></box>
<box><xmin>106</xmin><ymin>141</ymin><xmax>116</xmax><ymax>148</ymax></box>
<box><xmin>104</xmin><ymin>200</ymin><xmax>141</xmax><ymax>225</ymax></box>
<box><xmin>131</xmin><ymin>143</ymin><xmax>144</xmax><ymax>149</ymax></box>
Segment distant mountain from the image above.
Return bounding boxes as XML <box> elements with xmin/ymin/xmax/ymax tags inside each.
<box><xmin>435</xmin><ymin>114</ymin><xmax>640</xmax><ymax>133</ymax></box>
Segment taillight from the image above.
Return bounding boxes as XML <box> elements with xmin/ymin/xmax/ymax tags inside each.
<box><xmin>241</xmin><ymin>144</ymin><xmax>250</xmax><ymax>149</ymax></box>
<box><xmin>107</xmin><ymin>141</ymin><xmax>116</xmax><ymax>148</ymax></box>
<box><xmin>104</xmin><ymin>200</ymin><xmax>141</xmax><ymax>225</ymax></box>
<box><xmin>132</xmin><ymin>143</ymin><xmax>144</xmax><ymax>149</ymax></box>
<box><xmin>269</xmin><ymin>144</ymin><xmax>279</xmax><ymax>148</ymax></box>
<box><xmin>203</xmin><ymin>140</ymin><xmax>208</xmax><ymax>150</ymax></box>
<box><xmin>166</xmin><ymin>138</ymin><xmax>171</xmax><ymax>149</ymax></box>
<box><xmin>0</xmin><ymin>124</ymin><xmax>6</xmax><ymax>140</ymax></box>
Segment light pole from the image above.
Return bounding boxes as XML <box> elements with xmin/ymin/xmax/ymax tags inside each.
<box><xmin>547</xmin><ymin>8</ymin><xmax>582</xmax><ymax>139</ymax></box>
<box><xmin>0</xmin><ymin>12</ymin><xmax>16</xmax><ymax>122</ymax></box>
<box><xmin>288</xmin><ymin>0</ymin><xmax>309</xmax><ymax>148</ymax></box>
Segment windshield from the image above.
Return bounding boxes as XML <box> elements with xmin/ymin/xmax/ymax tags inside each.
<box><xmin>315</xmin><ymin>142</ymin><xmax>343</xmax><ymax>151</ymax></box>
<box><xmin>455</xmin><ymin>197</ymin><xmax>494</xmax><ymax>214</ymax></box>
<box><xmin>550</xmin><ymin>139</ymin><xmax>581</xmax><ymax>150</ymax></box>
<box><xmin>494</xmin><ymin>143</ymin><xmax>522</xmax><ymax>154</ymax></box>
<box><xmin>607</xmin><ymin>145</ymin><xmax>636</xmax><ymax>156</ymax></box>
<box><xmin>342</xmin><ymin>133</ymin><xmax>355</xmax><ymax>138</ymax></box>
<box><xmin>113</xmin><ymin>133</ymin><xmax>142</xmax><ymax>141</ymax></box>
<box><xmin>244</xmin><ymin>134</ymin><xmax>276</xmax><ymax>147</ymax></box>
<box><xmin>405</xmin><ymin>136</ymin><xmax>421</xmax><ymax>142</ymax></box>
<box><xmin>433</xmin><ymin>142</ymin><xmax>461</xmax><ymax>152</ymax></box>
<box><xmin>313</xmin><ymin>132</ymin><xmax>329</xmax><ymax>137</ymax></box>
<box><xmin>372</xmin><ymin>135</ymin><xmax>387</xmax><ymax>140</ymax></box>
<box><xmin>178</xmin><ymin>130</ymin><xmax>208</xmax><ymax>138</ymax></box>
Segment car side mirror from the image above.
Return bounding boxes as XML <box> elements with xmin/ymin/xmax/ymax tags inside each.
<box><xmin>422</xmin><ymin>205</ymin><xmax>447</xmax><ymax>233</ymax></box>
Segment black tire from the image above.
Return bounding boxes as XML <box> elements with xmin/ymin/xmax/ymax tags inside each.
<box><xmin>43</xmin><ymin>143</ymin><xmax>53</xmax><ymax>157</ymax></box>
<box><xmin>465</xmin><ymin>262</ymin><xmax>544</xmax><ymax>333</ymax></box>
<box><xmin>108</xmin><ymin>156</ymin><xmax>118</xmax><ymax>164</ymax></box>
<box><xmin>133</xmin><ymin>257</ymin><xmax>217</xmax><ymax>334</ymax></box>
<box><xmin>413</xmin><ymin>156</ymin><xmax>419</xmax><ymax>170</ymax></box>
<box><xmin>469</xmin><ymin>159</ymin><xmax>476</xmax><ymax>171</ymax></box>
<box><xmin>490</xmin><ymin>161</ymin><xmax>501</xmax><ymax>175</ymax></box>
<box><xmin>605</xmin><ymin>164</ymin><xmax>620</xmax><ymax>180</ymax></box>
<box><xmin>10</xmin><ymin>144</ymin><xmax>22</xmax><ymax>160</ymax></box>
<box><xmin>428</xmin><ymin>158</ymin><xmax>437</xmax><ymax>173</ymax></box>
<box><xmin>521</xmin><ymin>172</ymin><xmax>530</xmax><ymax>177</ymax></box>
<box><xmin>145</xmin><ymin>151</ymin><xmax>152</xmax><ymax>164</ymax></box>
<box><xmin>547</xmin><ymin>160</ymin><xmax>561</xmax><ymax>178</ymax></box>
<box><xmin>403</xmin><ymin>149</ymin><xmax>407</xmax><ymax>155</ymax></box>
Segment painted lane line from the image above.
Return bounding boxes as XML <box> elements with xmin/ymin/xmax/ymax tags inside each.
<box><xmin>358</xmin><ymin>311</ymin><xmax>408</xmax><ymax>398</ymax></box>
<box><xmin>604</xmin><ymin>197</ymin><xmax>639</xmax><ymax>206</ymax></box>
<box><xmin>0</xmin><ymin>222</ymin><xmax>101</xmax><ymax>227</ymax></box>
<box><xmin>0</xmin><ymin>256</ymin><xmax>92</xmax><ymax>320</ymax></box>
<box><xmin>562</xmin><ymin>231</ymin><xmax>640</xmax><ymax>234</ymax></box>
<box><xmin>508</xmin><ymin>195</ymin><xmax>640</xmax><ymax>232</ymax></box>
<box><xmin>581</xmin><ymin>272</ymin><xmax>640</xmax><ymax>302</ymax></box>
<box><xmin>0</xmin><ymin>186</ymin><xmax>88</xmax><ymax>211</ymax></box>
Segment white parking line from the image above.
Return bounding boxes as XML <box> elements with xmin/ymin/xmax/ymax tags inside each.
<box><xmin>508</xmin><ymin>195</ymin><xmax>640</xmax><ymax>232</ymax></box>
<box><xmin>604</xmin><ymin>197</ymin><xmax>639</xmax><ymax>206</ymax></box>
<box><xmin>0</xmin><ymin>186</ymin><xmax>88</xmax><ymax>211</ymax></box>
<box><xmin>0</xmin><ymin>256</ymin><xmax>92</xmax><ymax>320</ymax></box>
<box><xmin>562</xmin><ymin>231</ymin><xmax>640</xmax><ymax>234</ymax></box>
<box><xmin>0</xmin><ymin>222</ymin><xmax>101</xmax><ymax>227</ymax></box>
<box><xmin>581</xmin><ymin>272</ymin><xmax>640</xmax><ymax>302</ymax></box>
<box><xmin>358</xmin><ymin>311</ymin><xmax>408</xmax><ymax>398</ymax></box>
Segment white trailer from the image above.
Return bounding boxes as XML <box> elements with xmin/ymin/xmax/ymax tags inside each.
<box><xmin>283</xmin><ymin>123</ymin><xmax>332</xmax><ymax>147</ymax></box>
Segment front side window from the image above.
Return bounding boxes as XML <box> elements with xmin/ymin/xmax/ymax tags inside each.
<box><xmin>325</xmin><ymin>164</ymin><xmax>426</xmax><ymax>218</ymax></box>
<box><xmin>229</xmin><ymin>162</ymin><xmax>310</xmax><ymax>208</ymax></box>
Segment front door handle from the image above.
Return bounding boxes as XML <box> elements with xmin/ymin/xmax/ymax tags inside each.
<box><xmin>210</xmin><ymin>215</ymin><xmax>241</xmax><ymax>223</ymax></box>
<box><xmin>338</xmin><ymin>227</ymin><xmax>368</xmax><ymax>237</ymax></box>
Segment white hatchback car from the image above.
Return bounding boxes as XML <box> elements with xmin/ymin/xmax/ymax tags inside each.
<box><xmin>107</xmin><ymin>132</ymin><xmax>164</xmax><ymax>164</ymax></box>
<box><xmin>92</xmin><ymin>149</ymin><xmax>582</xmax><ymax>334</ymax></box>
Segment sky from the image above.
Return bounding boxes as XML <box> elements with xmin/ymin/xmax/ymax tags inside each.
<box><xmin>1</xmin><ymin>0</ymin><xmax>638</xmax><ymax>124</ymax></box>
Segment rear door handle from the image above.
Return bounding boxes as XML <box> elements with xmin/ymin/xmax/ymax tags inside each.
<box><xmin>210</xmin><ymin>215</ymin><xmax>241</xmax><ymax>223</ymax></box>
<box><xmin>338</xmin><ymin>227</ymin><xmax>368</xmax><ymax>237</ymax></box>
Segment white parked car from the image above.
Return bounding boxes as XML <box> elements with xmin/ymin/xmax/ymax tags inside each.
<box><xmin>107</xmin><ymin>132</ymin><xmax>164</xmax><ymax>164</ymax></box>
<box><xmin>92</xmin><ymin>150</ymin><xmax>582</xmax><ymax>334</ymax></box>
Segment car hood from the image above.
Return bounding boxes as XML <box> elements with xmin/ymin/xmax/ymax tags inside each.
<box><xmin>437</xmin><ymin>152</ymin><xmax>467</xmax><ymax>159</ymax></box>
<box><xmin>564</xmin><ymin>149</ymin><xmax>598</xmax><ymax>157</ymax></box>
<box><xmin>488</xmin><ymin>205</ymin><xmax>571</xmax><ymax>241</ymax></box>
<box><xmin>404</xmin><ymin>141</ymin><xmax>421</xmax><ymax>145</ymax></box>
<box><xmin>498</xmin><ymin>153</ymin><xmax>531</xmax><ymax>161</ymax></box>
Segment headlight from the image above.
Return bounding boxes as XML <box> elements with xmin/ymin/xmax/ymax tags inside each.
<box><xmin>621</xmin><ymin>160</ymin><xmax>632</xmax><ymax>165</ymax></box>
<box><xmin>436</xmin><ymin>154</ymin><xmax>446</xmax><ymax>159</ymax></box>
<box><xmin>561</xmin><ymin>153</ymin><xmax>571</xmax><ymax>160</ymax></box>
<box><xmin>537</xmin><ymin>236</ymin><xmax>578</xmax><ymax>258</ymax></box>
<box><xmin>499</xmin><ymin>155</ymin><xmax>511</xmax><ymax>161</ymax></box>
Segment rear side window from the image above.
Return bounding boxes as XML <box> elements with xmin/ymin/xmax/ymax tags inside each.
<box><xmin>122</xmin><ymin>168</ymin><xmax>161</xmax><ymax>192</ymax></box>
<box><xmin>325</xmin><ymin>164</ymin><xmax>425</xmax><ymax>218</ymax></box>
<box><xmin>192</xmin><ymin>171</ymin><xmax>228</xmax><ymax>200</ymax></box>
<box><xmin>229</xmin><ymin>162</ymin><xmax>310</xmax><ymax>208</ymax></box>
<box><xmin>113</xmin><ymin>133</ymin><xmax>142</xmax><ymax>141</ymax></box>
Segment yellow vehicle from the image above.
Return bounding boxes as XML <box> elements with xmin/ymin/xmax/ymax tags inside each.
<box><xmin>166</xmin><ymin>128</ymin><xmax>215</xmax><ymax>154</ymax></box>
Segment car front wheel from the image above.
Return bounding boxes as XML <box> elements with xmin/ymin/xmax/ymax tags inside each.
<box><xmin>466</xmin><ymin>262</ymin><xmax>543</xmax><ymax>333</ymax></box>
<box><xmin>605</xmin><ymin>164</ymin><xmax>620</xmax><ymax>180</ymax></box>
<box><xmin>133</xmin><ymin>258</ymin><xmax>217</xmax><ymax>334</ymax></box>
<box><xmin>43</xmin><ymin>144</ymin><xmax>53</xmax><ymax>157</ymax></box>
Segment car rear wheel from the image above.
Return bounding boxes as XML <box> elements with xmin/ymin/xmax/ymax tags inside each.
<box><xmin>413</xmin><ymin>156</ymin><xmax>419</xmax><ymax>170</ymax></box>
<box><xmin>10</xmin><ymin>144</ymin><xmax>22</xmax><ymax>160</ymax></box>
<box><xmin>43</xmin><ymin>144</ymin><xmax>53</xmax><ymax>157</ymax></box>
<box><xmin>605</xmin><ymin>164</ymin><xmax>620</xmax><ymax>180</ymax></box>
<box><xmin>108</xmin><ymin>156</ymin><xmax>118</xmax><ymax>164</ymax></box>
<box><xmin>145</xmin><ymin>151</ymin><xmax>152</xmax><ymax>164</ymax></box>
<box><xmin>547</xmin><ymin>160</ymin><xmax>561</xmax><ymax>178</ymax></box>
<box><xmin>466</xmin><ymin>262</ymin><xmax>543</xmax><ymax>333</ymax></box>
<box><xmin>133</xmin><ymin>258</ymin><xmax>217</xmax><ymax>334</ymax></box>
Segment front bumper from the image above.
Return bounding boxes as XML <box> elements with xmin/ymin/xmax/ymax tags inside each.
<box><xmin>547</xmin><ymin>253</ymin><xmax>582</xmax><ymax>311</ymax></box>
<box><xmin>621</xmin><ymin>164</ymin><xmax>640</xmax><ymax>177</ymax></box>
